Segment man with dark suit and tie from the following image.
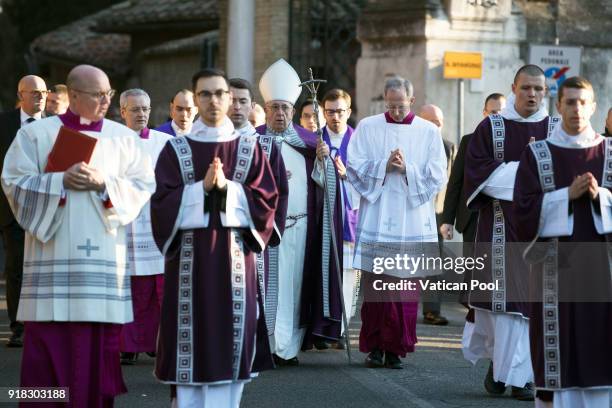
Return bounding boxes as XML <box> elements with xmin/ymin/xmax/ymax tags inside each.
<box><xmin>418</xmin><ymin>104</ymin><xmax>456</xmax><ymax>325</ymax></box>
<box><xmin>439</xmin><ymin>93</ymin><xmax>506</xmax><ymax>316</ymax></box>
<box><xmin>0</xmin><ymin>75</ymin><xmax>47</xmax><ymax>347</ymax></box>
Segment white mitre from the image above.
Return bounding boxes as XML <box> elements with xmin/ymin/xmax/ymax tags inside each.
<box><xmin>259</xmin><ymin>59</ymin><xmax>302</xmax><ymax>105</ymax></box>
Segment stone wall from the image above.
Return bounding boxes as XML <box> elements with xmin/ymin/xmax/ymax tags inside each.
<box><xmin>356</xmin><ymin>0</ymin><xmax>526</xmax><ymax>145</ymax></box>
<box><xmin>356</xmin><ymin>0</ymin><xmax>612</xmax><ymax>140</ymax></box>
<box><xmin>517</xmin><ymin>0</ymin><xmax>612</xmax><ymax>132</ymax></box>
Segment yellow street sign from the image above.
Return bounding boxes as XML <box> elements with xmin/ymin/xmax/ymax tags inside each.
<box><xmin>443</xmin><ymin>51</ymin><xmax>483</xmax><ymax>79</ymax></box>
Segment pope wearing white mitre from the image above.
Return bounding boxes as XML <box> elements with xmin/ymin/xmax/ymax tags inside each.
<box><xmin>256</xmin><ymin>59</ymin><xmax>343</xmax><ymax>365</ymax></box>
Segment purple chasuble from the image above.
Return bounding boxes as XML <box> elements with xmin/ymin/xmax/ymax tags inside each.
<box><xmin>253</xmin><ymin>129</ymin><xmax>289</xmax><ymax>245</ymax></box>
<box><xmin>153</xmin><ymin>120</ymin><xmax>176</xmax><ymax>137</ymax></box>
<box><xmin>465</xmin><ymin>116</ymin><xmax>554</xmax><ymax>316</ymax></box>
<box><xmin>151</xmin><ymin>135</ymin><xmax>277</xmax><ymax>384</ymax></box>
<box><xmin>322</xmin><ymin>125</ymin><xmax>358</xmax><ymax>242</ymax></box>
<box><xmin>21</xmin><ymin>322</ymin><xmax>127</xmax><ymax>407</ymax></box>
<box><xmin>256</xmin><ymin>124</ymin><xmax>344</xmax><ymax>346</ymax></box>
<box><xmin>514</xmin><ymin>140</ymin><xmax>612</xmax><ymax>391</ymax></box>
<box><xmin>120</xmin><ymin>275</ymin><xmax>164</xmax><ymax>353</ymax></box>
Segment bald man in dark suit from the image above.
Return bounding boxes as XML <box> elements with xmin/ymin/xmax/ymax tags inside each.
<box><xmin>0</xmin><ymin>75</ymin><xmax>47</xmax><ymax>347</ymax></box>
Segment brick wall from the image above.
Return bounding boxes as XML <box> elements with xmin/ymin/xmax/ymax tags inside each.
<box><xmin>253</xmin><ymin>0</ymin><xmax>291</xmax><ymax>103</ymax></box>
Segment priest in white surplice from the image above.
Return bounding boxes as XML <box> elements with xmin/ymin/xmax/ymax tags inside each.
<box><xmin>118</xmin><ymin>88</ymin><xmax>171</xmax><ymax>365</ymax></box>
<box><xmin>347</xmin><ymin>76</ymin><xmax>447</xmax><ymax>369</ymax></box>
<box><xmin>1</xmin><ymin>65</ymin><xmax>155</xmax><ymax>406</ymax></box>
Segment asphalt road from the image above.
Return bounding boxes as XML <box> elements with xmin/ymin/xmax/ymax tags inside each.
<box><xmin>0</xmin><ymin>278</ymin><xmax>559</xmax><ymax>408</ymax></box>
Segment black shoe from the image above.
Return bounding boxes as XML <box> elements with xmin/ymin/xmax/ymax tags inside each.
<box><xmin>120</xmin><ymin>352</ymin><xmax>138</xmax><ymax>365</ymax></box>
<box><xmin>365</xmin><ymin>349</ymin><xmax>384</xmax><ymax>368</ymax></box>
<box><xmin>273</xmin><ymin>354</ymin><xmax>299</xmax><ymax>366</ymax></box>
<box><xmin>313</xmin><ymin>339</ymin><xmax>329</xmax><ymax>350</ymax></box>
<box><xmin>511</xmin><ymin>383</ymin><xmax>535</xmax><ymax>401</ymax></box>
<box><xmin>484</xmin><ymin>361</ymin><xmax>506</xmax><ymax>395</ymax></box>
<box><xmin>6</xmin><ymin>332</ymin><xmax>23</xmax><ymax>348</ymax></box>
<box><xmin>384</xmin><ymin>351</ymin><xmax>403</xmax><ymax>369</ymax></box>
<box><xmin>334</xmin><ymin>338</ymin><xmax>346</xmax><ymax>350</ymax></box>
<box><xmin>423</xmin><ymin>312</ymin><xmax>449</xmax><ymax>326</ymax></box>
<box><xmin>145</xmin><ymin>352</ymin><xmax>156</xmax><ymax>358</ymax></box>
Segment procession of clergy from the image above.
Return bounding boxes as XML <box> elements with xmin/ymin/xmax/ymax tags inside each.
<box><xmin>1</xmin><ymin>59</ymin><xmax>610</xmax><ymax>408</ymax></box>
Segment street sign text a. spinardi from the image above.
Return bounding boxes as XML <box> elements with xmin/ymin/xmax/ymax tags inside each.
<box><xmin>443</xmin><ymin>51</ymin><xmax>483</xmax><ymax>79</ymax></box>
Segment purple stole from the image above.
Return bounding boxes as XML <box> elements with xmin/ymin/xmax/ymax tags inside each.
<box><xmin>322</xmin><ymin>125</ymin><xmax>357</xmax><ymax>242</ymax></box>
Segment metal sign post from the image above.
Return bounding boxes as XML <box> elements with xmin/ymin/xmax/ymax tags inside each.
<box><xmin>444</xmin><ymin>51</ymin><xmax>483</xmax><ymax>141</ymax></box>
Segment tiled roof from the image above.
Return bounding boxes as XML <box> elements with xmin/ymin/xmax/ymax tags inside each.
<box><xmin>95</xmin><ymin>0</ymin><xmax>218</xmax><ymax>33</ymax></box>
<box><xmin>31</xmin><ymin>7</ymin><xmax>130</xmax><ymax>74</ymax></box>
<box><xmin>140</xmin><ymin>30</ymin><xmax>218</xmax><ymax>57</ymax></box>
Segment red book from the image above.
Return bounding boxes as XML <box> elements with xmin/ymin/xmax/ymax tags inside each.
<box><xmin>45</xmin><ymin>126</ymin><xmax>98</xmax><ymax>172</ymax></box>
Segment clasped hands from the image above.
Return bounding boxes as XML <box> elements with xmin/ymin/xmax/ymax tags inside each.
<box><xmin>63</xmin><ymin>162</ymin><xmax>106</xmax><ymax>192</ymax></box>
<box><xmin>386</xmin><ymin>148</ymin><xmax>406</xmax><ymax>174</ymax></box>
<box><xmin>569</xmin><ymin>172</ymin><xmax>599</xmax><ymax>201</ymax></box>
<box><xmin>204</xmin><ymin>157</ymin><xmax>228</xmax><ymax>193</ymax></box>
<box><xmin>315</xmin><ymin>140</ymin><xmax>347</xmax><ymax>179</ymax></box>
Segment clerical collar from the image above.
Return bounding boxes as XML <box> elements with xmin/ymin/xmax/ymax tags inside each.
<box><xmin>59</xmin><ymin>109</ymin><xmax>103</xmax><ymax>132</ymax></box>
<box><xmin>327</xmin><ymin>127</ymin><xmax>346</xmax><ymax>139</ymax></box>
<box><xmin>385</xmin><ymin>111</ymin><xmax>415</xmax><ymax>124</ymax></box>
<box><xmin>20</xmin><ymin>108</ymin><xmax>42</xmax><ymax>126</ymax></box>
<box><xmin>188</xmin><ymin>116</ymin><xmax>238</xmax><ymax>142</ymax></box>
<box><xmin>236</xmin><ymin>122</ymin><xmax>257</xmax><ymax>136</ymax></box>
<box><xmin>547</xmin><ymin>122</ymin><xmax>602</xmax><ymax>149</ymax></box>
<box><xmin>171</xmin><ymin>120</ymin><xmax>191</xmax><ymax>136</ymax></box>
<box><xmin>326</xmin><ymin>128</ymin><xmax>344</xmax><ymax>148</ymax></box>
<box><xmin>500</xmin><ymin>93</ymin><xmax>548</xmax><ymax>123</ymax></box>
<box><xmin>140</xmin><ymin>127</ymin><xmax>150</xmax><ymax>139</ymax></box>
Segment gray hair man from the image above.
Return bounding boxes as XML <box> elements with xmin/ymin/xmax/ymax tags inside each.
<box><xmin>118</xmin><ymin>88</ymin><xmax>171</xmax><ymax>365</ymax></box>
<box><xmin>347</xmin><ymin>75</ymin><xmax>447</xmax><ymax>369</ymax></box>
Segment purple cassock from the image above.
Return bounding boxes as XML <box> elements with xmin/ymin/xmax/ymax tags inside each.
<box><xmin>514</xmin><ymin>138</ymin><xmax>612</xmax><ymax>393</ymax></box>
<box><xmin>322</xmin><ymin>125</ymin><xmax>358</xmax><ymax>242</ymax></box>
<box><xmin>154</xmin><ymin>120</ymin><xmax>176</xmax><ymax>137</ymax></box>
<box><xmin>256</xmin><ymin>123</ymin><xmax>344</xmax><ymax>346</ymax></box>
<box><xmin>464</xmin><ymin>114</ymin><xmax>559</xmax><ymax>316</ymax></box>
<box><xmin>150</xmin><ymin>133</ymin><xmax>278</xmax><ymax>384</ymax></box>
<box><xmin>120</xmin><ymin>274</ymin><xmax>164</xmax><ymax>353</ymax></box>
